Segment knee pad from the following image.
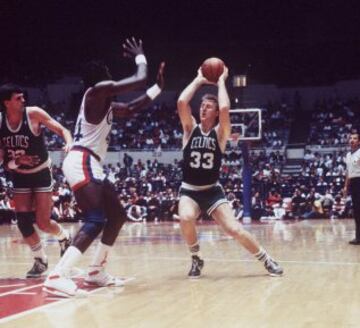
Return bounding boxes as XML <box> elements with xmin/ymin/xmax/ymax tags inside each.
<box><xmin>80</xmin><ymin>209</ymin><xmax>106</xmax><ymax>239</ymax></box>
<box><xmin>17</xmin><ymin>212</ymin><xmax>36</xmax><ymax>238</ymax></box>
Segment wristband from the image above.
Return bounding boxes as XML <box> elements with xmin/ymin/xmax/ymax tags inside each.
<box><xmin>8</xmin><ymin>159</ymin><xmax>19</xmax><ymax>170</ymax></box>
<box><xmin>146</xmin><ymin>84</ymin><xmax>161</xmax><ymax>100</ymax></box>
<box><xmin>135</xmin><ymin>54</ymin><xmax>147</xmax><ymax>65</ymax></box>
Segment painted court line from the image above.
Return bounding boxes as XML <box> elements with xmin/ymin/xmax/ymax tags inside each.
<box><xmin>0</xmin><ymin>283</ymin><xmax>43</xmax><ymax>297</ymax></box>
<box><xmin>0</xmin><ymin>275</ymin><xmax>138</xmax><ymax>323</ymax></box>
<box><xmin>0</xmin><ymin>286</ymin><xmax>105</xmax><ymax>324</ymax></box>
<box><xmin>0</xmin><ymin>283</ymin><xmax>26</xmax><ymax>288</ymax></box>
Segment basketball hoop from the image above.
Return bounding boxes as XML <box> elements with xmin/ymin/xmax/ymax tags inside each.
<box><xmin>229</xmin><ymin>108</ymin><xmax>262</xmax><ymax>141</ymax></box>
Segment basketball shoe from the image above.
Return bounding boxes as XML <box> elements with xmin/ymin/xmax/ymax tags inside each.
<box><xmin>43</xmin><ymin>274</ymin><xmax>87</xmax><ymax>298</ymax></box>
<box><xmin>188</xmin><ymin>255</ymin><xmax>204</xmax><ymax>279</ymax></box>
<box><xmin>85</xmin><ymin>267</ymin><xmax>125</xmax><ymax>287</ymax></box>
<box><xmin>26</xmin><ymin>257</ymin><xmax>48</xmax><ymax>278</ymax></box>
<box><xmin>264</xmin><ymin>258</ymin><xmax>283</xmax><ymax>277</ymax></box>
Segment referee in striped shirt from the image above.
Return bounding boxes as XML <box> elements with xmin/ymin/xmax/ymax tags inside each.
<box><xmin>344</xmin><ymin>131</ymin><xmax>360</xmax><ymax>245</ymax></box>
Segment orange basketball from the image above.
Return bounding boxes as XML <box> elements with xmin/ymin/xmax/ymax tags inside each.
<box><xmin>201</xmin><ymin>57</ymin><xmax>225</xmax><ymax>83</ymax></box>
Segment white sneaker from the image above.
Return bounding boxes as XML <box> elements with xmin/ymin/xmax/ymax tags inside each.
<box><xmin>85</xmin><ymin>268</ymin><xmax>125</xmax><ymax>287</ymax></box>
<box><xmin>43</xmin><ymin>273</ymin><xmax>88</xmax><ymax>297</ymax></box>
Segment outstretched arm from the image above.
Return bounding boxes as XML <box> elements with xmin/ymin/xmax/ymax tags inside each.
<box><xmin>92</xmin><ymin>38</ymin><xmax>148</xmax><ymax>97</ymax></box>
<box><xmin>177</xmin><ymin>68</ymin><xmax>209</xmax><ymax>134</ymax></box>
<box><xmin>111</xmin><ymin>62</ymin><xmax>165</xmax><ymax>118</ymax></box>
<box><xmin>215</xmin><ymin>66</ymin><xmax>231</xmax><ymax>152</ymax></box>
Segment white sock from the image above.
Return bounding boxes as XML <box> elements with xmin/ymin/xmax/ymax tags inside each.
<box><xmin>56</xmin><ymin>226</ymin><xmax>69</xmax><ymax>241</ymax></box>
<box><xmin>254</xmin><ymin>247</ymin><xmax>270</xmax><ymax>263</ymax></box>
<box><xmin>31</xmin><ymin>242</ymin><xmax>47</xmax><ymax>262</ymax></box>
<box><xmin>189</xmin><ymin>242</ymin><xmax>202</xmax><ymax>258</ymax></box>
<box><xmin>52</xmin><ymin>246</ymin><xmax>82</xmax><ymax>275</ymax></box>
<box><xmin>89</xmin><ymin>242</ymin><xmax>112</xmax><ymax>270</ymax></box>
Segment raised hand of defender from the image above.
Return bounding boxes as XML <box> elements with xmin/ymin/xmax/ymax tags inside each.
<box><xmin>123</xmin><ymin>37</ymin><xmax>144</xmax><ymax>58</ymax></box>
<box><xmin>156</xmin><ymin>62</ymin><xmax>165</xmax><ymax>89</ymax></box>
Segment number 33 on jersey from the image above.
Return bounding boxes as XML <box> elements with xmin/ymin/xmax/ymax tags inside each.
<box><xmin>183</xmin><ymin>125</ymin><xmax>223</xmax><ymax>186</ymax></box>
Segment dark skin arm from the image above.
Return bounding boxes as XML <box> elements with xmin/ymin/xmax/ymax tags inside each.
<box><xmin>111</xmin><ymin>62</ymin><xmax>165</xmax><ymax>118</ymax></box>
<box><xmin>94</xmin><ymin>38</ymin><xmax>147</xmax><ymax>96</ymax></box>
<box><xmin>84</xmin><ymin>38</ymin><xmax>148</xmax><ymax>124</ymax></box>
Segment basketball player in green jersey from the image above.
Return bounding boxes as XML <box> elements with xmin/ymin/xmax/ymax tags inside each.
<box><xmin>177</xmin><ymin>66</ymin><xmax>283</xmax><ymax>278</ymax></box>
<box><xmin>0</xmin><ymin>84</ymin><xmax>72</xmax><ymax>278</ymax></box>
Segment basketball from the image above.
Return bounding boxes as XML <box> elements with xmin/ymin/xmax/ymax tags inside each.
<box><xmin>201</xmin><ymin>57</ymin><xmax>225</xmax><ymax>83</ymax></box>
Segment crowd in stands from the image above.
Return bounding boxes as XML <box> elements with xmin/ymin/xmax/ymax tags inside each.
<box><xmin>308</xmin><ymin>97</ymin><xmax>360</xmax><ymax>146</ymax></box>
<box><xmin>262</xmin><ymin>104</ymin><xmax>292</xmax><ymax>148</ymax></box>
<box><xmin>252</xmin><ymin>150</ymin><xmax>349</xmax><ymax>220</ymax></box>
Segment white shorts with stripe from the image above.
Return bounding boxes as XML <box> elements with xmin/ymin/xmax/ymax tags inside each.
<box><xmin>62</xmin><ymin>147</ymin><xmax>105</xmax><ymax>191</ymax></box>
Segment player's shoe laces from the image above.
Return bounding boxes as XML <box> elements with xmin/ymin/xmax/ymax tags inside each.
<box><xmin>26</xmin><ymin>257</ymin><xmax>48</xmax><ymax>278</ymax></box>
<box><xmin>188</xmin><ymin>255</ymin><xmax>204</xmax><ymax>279</ymax></box>
<box><xmin>264</xmin><ymin>258</ymin><xmax>283</xmax><ymax>276</ymax></box>
<box><xmin>59</xmin><ymin>236</ymin><xmax>72</xmax><ymax>257</ymax></box>
<box><xmin>85</xmin><ymin>268</ymin><xmax>125</xmax><ymax>287</ymax></box>
<box><xmin>43</xmin><ymin>274</ymin><xmax>87</xmax><ymax>298</ymax></box>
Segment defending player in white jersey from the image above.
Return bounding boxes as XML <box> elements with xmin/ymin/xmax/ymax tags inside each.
<box><xmin>44</xmin><ymin>38</ymin><xmax>165</xmax><ymax>297</ymax></box>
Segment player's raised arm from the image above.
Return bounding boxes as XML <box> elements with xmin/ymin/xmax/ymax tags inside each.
<box><xmin>177</xmin><ymin>68</ymin><xmax>208</xmax><ymax>133</ymax></box>
<box><xmin>216</xmin><ymin>66</ymin><xmax>231</xmax><ymax>150</ymax></box>
<box><xmin>111</xmin><ymin>62</ymin><xmax>165</xmax><ymax>118</ymax></box>
<box><xmin>93</xmin><ymin>38</ymin><xmax>148</xmax><ymax>97</ymax></box>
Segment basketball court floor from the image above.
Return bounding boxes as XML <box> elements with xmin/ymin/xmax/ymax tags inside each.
<box><xmin>0</xmin><ymin>219</ymin><xmax>359</xmax><ymax>328</ymax></box>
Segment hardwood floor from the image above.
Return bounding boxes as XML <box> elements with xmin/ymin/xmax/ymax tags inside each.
<box><xmin>0</xmin><ymin>219</ymin><xmax>359</xmax><ymax>328</ymax></box>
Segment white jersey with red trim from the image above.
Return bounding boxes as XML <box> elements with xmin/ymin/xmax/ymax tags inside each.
<box><xmin>72</xmin><ymin>89</ymin><xmax>113</xmax><ymax>163</ymax></box>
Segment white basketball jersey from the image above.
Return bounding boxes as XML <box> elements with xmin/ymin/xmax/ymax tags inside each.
<box><xmin>72</xmin><ymin>90</ymin><xmax>113</xmax><ymax>162</ymax></box>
